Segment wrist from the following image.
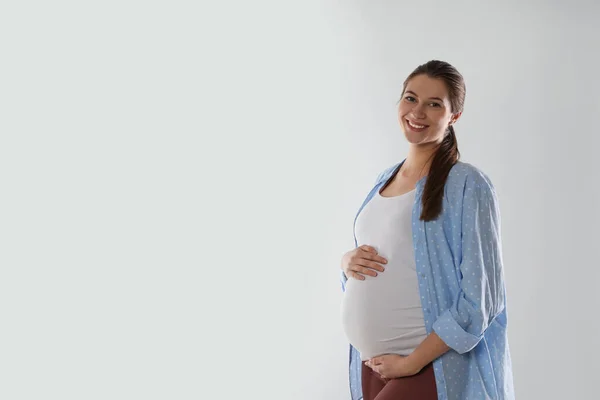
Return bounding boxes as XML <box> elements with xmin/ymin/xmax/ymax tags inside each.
<box><xmin>406</xmin><ymin>353</ymin><xmax>426</xmax><ymax>374</ymax></box>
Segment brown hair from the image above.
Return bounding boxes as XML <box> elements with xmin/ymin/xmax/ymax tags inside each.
<box><xmin>401</xmin><ymin>60</ymin><xmax>466</xmax><ymax>221</ymax></box>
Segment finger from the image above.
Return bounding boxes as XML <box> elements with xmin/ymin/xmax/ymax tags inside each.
<box><xmin>360</xmin><ymin>245</ymin><xmax>377</xmax><ymax>254</ymax></box>
<box><xmin>351</xmin><ymin>265</ymin><xmax>379</xmax><ymax>277</ymax></box>
<box><xmin>349</xmin><ymin>262</ymin><xmax>385</xmax><ymax>278</ymax></box>
<box><xmin>359</xmin><ymin>250</ymin><xmax>388</xmax><ymax>265</ymax></box>
<box><xmin>349</xmin><ymin>271</ymin><xmax>366</xmax><ymax>281</ymax></box>
<box><xmin>356</xmin><ymin>259</ymin><xmax>386</xmax><ymax>272</ymax></box>
<box><xmin>350</xmin><ymin>251</ymin><xmax>387</xmax><ymax>268</ymax></box>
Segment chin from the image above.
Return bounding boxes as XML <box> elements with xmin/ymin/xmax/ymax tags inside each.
<box><xmin>401</xmin><ymin>127</ymin><xmax>443</xmax><ymax>146</ymax></box>
<box><xmin>402</xmin><ymin>130</ymin><xmax>428</xmax><ymax>144</ymax></box>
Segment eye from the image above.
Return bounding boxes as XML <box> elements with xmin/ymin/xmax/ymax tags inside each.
<box><xmin>404</xmin><ymin>96</ymin><xmax>416</xmax><ymax>102</ymax></box>
<box><xmin>429</xmin><ymin>102</ymin><xmax>442</xmax><ymax>108</ymax></box>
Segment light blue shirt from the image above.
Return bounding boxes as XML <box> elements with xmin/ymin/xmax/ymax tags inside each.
<box><xmin>341</xmin><ymin>160</ymin><xmax>515</xmax><ymax>400</ymax></box>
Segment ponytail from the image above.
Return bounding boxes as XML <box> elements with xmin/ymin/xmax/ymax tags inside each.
<box><xmin>419</xmin><ymin>126</ymin><xmax>460</xmax><ymax>221</ymax></box>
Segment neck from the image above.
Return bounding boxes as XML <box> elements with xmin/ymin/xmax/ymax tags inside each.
<box><xmin>401</xmin><ymin>142</ymin><xmax>440</xmax><ymax>180</ymax></box>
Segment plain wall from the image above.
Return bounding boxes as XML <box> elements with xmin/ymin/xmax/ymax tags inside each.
<box><xmin>2</xmin><ymin>1</ymin><xmax>599</xmax><ymax>399</ymax></box>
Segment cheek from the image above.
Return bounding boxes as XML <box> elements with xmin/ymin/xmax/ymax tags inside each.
<box><xmin>397</xmin><ymin>105</ymin><xmax>409</xmax><ymax>118</ymax></box>
<box><xmin>432</xmin><ymin>112</ymin><xmax>450</xmax><ymax>127</ymax></box>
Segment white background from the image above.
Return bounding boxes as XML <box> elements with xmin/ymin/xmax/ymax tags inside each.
<box><xmin>2</xmin><ymin>1</ymin><xmax>599</xmax><ymax>399</ymax></box>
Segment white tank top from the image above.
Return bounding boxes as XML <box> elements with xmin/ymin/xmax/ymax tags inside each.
<box><xmin>341</xmin><ymin>188</ymin><xmax>427</xmax><ymax>360</ymax></box>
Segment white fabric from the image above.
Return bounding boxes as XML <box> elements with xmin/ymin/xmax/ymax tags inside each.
<box><xmin>341</xmin><ymin>188</ymin><xmax>427</xmax><ymax>360</ymax></box>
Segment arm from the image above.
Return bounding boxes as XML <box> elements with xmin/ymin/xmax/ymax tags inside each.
<box><xmin>431</xmin><ymin>176</ymin><xmax>506</xmax><ymax>355</ymax></box>
<box><xmin>406</xmin><ymin>331</ymin><xmax>450</xmax><ymax>373</ymax></box>
<box><xmin>406</xmin><ymin>177</ymin><xmax>505</xmax><ymax>371</ymax></box>
<box><xmin>341</xmin><ymin>166</ymin><xmax>395</xmax><ymax>292</ymax></box>
<box><xmin>368</xmin><ymin>331</ymin><xmax>450</xmax><ymax>377</ymax></box>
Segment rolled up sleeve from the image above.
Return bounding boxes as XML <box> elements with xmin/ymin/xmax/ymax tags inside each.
<box><xmin>432</xmin><ymin>176</ymin><xmax>506</xmax><ymax>354</ymax></box>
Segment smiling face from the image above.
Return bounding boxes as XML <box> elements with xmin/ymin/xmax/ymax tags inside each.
<box><xmin>398</xmin><ymin>74</ymin><xmax>460</xmax><ymax>146</ymax></box>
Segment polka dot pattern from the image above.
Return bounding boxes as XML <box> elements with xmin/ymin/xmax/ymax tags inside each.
<box><xmin>341</xmin><ymin>161</ymin><xmax>515</xmax><ymax>400</ymax></box>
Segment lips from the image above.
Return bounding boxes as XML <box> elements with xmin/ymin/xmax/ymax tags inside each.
<box><xmin>406</xmin><ymin>119</ymin><xmax>429</xmax><ymax>131</ymax></box>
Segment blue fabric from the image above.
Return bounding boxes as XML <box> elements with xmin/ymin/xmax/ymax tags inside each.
<box><xmin>341</xmin><ymin>160</ymin><xmax>514</xmax><ymax>400</ymax></box>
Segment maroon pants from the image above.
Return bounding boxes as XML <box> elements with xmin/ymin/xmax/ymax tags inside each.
<box><xmin>361</xmin><ymin>360</ymin><xmax>438</xmax><ymax>400</ymax></box>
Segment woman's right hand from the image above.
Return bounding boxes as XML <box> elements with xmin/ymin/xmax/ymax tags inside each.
<box><xmin>341</xmin><ymin>245</ymin><xmax>387</xmax><ymax>280</ymax></box>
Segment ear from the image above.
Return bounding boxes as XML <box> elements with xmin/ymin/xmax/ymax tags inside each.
<box><xmin>449</xmin><ymin>111</ymin><xmax>462</xmax><ymax>126</ymax></box>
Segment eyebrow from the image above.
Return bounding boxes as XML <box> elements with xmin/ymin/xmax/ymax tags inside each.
<box><xmin>405</xmin><ymin>90</ymin><xmax>443</xmax><ymax>102</ymax></box>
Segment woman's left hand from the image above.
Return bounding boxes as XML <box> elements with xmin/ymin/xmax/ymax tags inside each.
<box><xmin>365</xmin><ymin>354</ymin><xmax>421</xmax><ymax>379</ymax></box>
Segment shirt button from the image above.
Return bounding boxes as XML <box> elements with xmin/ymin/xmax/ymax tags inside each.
<box><xmin>420</xmin><ymin>273</ymin><xmax>426</xmax><ymax>278</ymax></box>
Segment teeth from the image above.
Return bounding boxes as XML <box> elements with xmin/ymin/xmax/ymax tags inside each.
<box><xmin>408</xmin><ymin>120</ymin><xmax>426</xmax><ymax>129</ymax></box>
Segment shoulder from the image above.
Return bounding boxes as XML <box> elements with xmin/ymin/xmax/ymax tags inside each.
<box><xmin>448</xmin><ymin>161</ymin><xmax>496</xmax><ymax>194</ymax></box>
<box><xmin>447</xmin><ymin>162</ymin><xmax>500</xmax><ymax>215</ymax></box>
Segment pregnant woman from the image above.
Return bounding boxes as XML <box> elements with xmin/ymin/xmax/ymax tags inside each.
<box><xmin>340</xmin><ymin>60</ymin><xmax>514</xmax><ymax>400</ymax></box>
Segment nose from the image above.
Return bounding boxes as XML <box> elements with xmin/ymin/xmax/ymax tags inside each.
<box><xmin>410</xmin><ymin>104</ymin><xmax>426</xmax><ymax>119</ymax></box>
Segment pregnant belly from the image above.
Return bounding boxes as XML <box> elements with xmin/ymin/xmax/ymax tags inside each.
<box><xmin>341</xmin><ymin>277</ymin><xmax>427</xmax><ymax>360</ymax></box>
